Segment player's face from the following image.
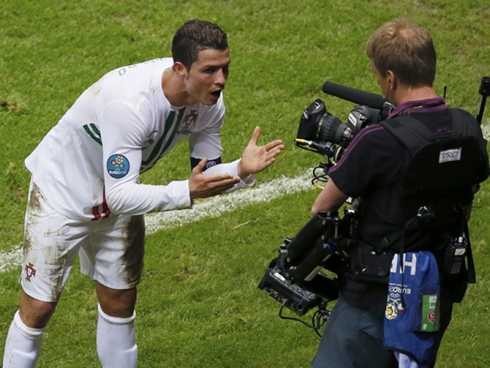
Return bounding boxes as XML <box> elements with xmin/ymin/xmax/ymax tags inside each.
<box><xmin>184</xmin><ymin>48</ymin><xmax>230</xmax><ymax>106</ymax></box>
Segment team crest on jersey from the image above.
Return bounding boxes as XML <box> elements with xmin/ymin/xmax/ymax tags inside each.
<box><xmin>178</xmin><ymin>109</ymin><xmax>199</xmax><ymax>135</ymax></box>
<box><xmin>107</xmin><ymin>154</ymin><xmax>130</xmax><ymax>178</ymax></box>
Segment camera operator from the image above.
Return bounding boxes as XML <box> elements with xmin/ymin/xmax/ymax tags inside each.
<box><xmin>310</xmin><ymin>19</ymin><xmax>489</xmax><ymax>368</ymax></box>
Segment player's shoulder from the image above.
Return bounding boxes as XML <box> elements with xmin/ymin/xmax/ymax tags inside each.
<box><xmin>114</xmin><ymin>57</ymin><xmax>172</xmax><ymax>74</ymax></box>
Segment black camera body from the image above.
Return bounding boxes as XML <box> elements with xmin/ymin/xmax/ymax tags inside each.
<box><xmin>295</xmin><ymin>98</ymin><xmax>392</xmax><ymax>161</ymax></box>
<box><xmin>258</xmin><ymin>255</ymin><xmax>327</xmax><ymax>316</ymax></box>
<box><xmin>258</xmin><ymin>210</ymin><xmax>356</xmax><ymax>316</ymax></box>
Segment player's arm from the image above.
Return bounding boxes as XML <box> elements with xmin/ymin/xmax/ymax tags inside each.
<box><xmin>189</xmin><ymin>125</ymin><xmax>284</xmax><ymax>193</ymax></box>
<box><xmin>188</xmin><ymin>157</ymin><xmax>240</xmax><ymax>200</ymax></box>
<box><xmin>100</xmin><ymin>102</ymin><xmax>191</xmax><ymax>215</ymax></box>
<box><xmin>188</xmin><ymin>127</ymin><xmax>245</xmax><ymax>196</ymax></box>
<box><xmin>188</xmin><ymin>110</ymin><xmax>255</xmax><ymax>192</ymax></box>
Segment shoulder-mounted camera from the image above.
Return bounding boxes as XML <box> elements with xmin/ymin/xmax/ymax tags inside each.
<box><xmin>258</xmin><ymin>208</ymin><xmax>357</xmax><ymax>318</ymax></box>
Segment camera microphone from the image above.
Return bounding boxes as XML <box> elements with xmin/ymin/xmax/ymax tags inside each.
<box><xmin>322</xmin><ymin>81</ymin><xmax>386</xmax><ymax>110</ymax></box>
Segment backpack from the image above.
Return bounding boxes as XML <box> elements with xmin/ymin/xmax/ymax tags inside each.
<box><xmin>377</xmin><ymin>109</ymin><xmax>488</xmax><ymax>294</ymax></box>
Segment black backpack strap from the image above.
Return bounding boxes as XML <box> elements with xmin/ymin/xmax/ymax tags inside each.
<box><xmin>379</xmin><ymin>116</ymin><xmax>434</xmax><ymax>157</ymax></box>
<box><xmin>464</xmin><ymin>222</ymin><xmax>476</xmax><ymax>284</ymax></box>
<box><xmin>379</xmin><ymin>109</ymin><xmax>475</xmax><ymax>154</ymax></box>
<box><xmin>381</xmin><ymin>111</ymin><xmax>483</xmax><ymax>200</ymax></box>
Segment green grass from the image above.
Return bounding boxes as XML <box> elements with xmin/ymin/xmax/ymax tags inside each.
<box><xmin>1</xmin><ymin>0</ymin><xmax>490</xmax><ymax>367</ymax></box>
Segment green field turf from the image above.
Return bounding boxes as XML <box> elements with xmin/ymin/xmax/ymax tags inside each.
<box><xmin>1</xmin><ymin>0</ymin><xmax>489</xmax><ymax>367</ymax></box>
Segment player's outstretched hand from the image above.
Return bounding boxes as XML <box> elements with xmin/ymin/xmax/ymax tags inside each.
<box><xmin>189</xmin><ymin>158</ymin><xmax>241</xmax><ymax>199</ymax></box>
<box><xmin>238</xmin><ymin>126</ymin><xmax>284</xmax><ymax>178</ymax></box>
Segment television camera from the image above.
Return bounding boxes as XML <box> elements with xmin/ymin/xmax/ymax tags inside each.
<box><xmin>257</xmin><ymin>210</ymin><xmax>354</xmax><ymax>322</ymax></box>
<box><xmin>295</xmin><ymin>81</ymin><xmax>395</xmax><ymax>189</ymax></box>
<box><xmin>258</xmin><ymin>77</ymin><xmax>490</xmax><ymax>334</ymax></box>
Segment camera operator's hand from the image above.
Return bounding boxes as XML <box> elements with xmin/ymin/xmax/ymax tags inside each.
<box><xmin>237</xmin><ymin>126</ymin><xmax>284</xmax><ymax>178</ymax></box>
<box><xmin>189</xmin><ymin>158</ymin><xmax>241</xmax><ymax>200</ymax></box>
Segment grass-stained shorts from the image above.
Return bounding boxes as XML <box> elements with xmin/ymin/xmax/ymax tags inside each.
<box><xmin>20</xmin><ymin>181</ymin><xmax>145</xmax><ymax>302</ymax></box>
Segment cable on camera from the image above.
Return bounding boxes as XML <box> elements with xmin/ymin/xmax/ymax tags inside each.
<box><xmin>312</xmin><ymin>163</ymin><xmax>330</xmax><ymax>189</ymax></box>
<box><xmin>278</xmin><ymin>302</ymin><xmax>331</xmax><ymax>338</ymax></box>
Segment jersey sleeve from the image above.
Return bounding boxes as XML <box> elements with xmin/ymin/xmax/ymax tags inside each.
<box><xmin>188</xmin><ymin>102</ymin><xmax>225</xmax><ymax>161</ymax></box>
<box><xmin>100</xmin><ymin>101</ymin><xmax>191</xmax><ymax>215</ymax></box>
<box><xmin>188</xmin><ymin>101</ymin><xmax>256</xmax><ymax>189</ymax></box>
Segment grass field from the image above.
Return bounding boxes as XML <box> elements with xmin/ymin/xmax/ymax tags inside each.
<box><xmin>1</xmin><ymin>0</ymin><xmax>490</xmax><ymax>367</ymax></box>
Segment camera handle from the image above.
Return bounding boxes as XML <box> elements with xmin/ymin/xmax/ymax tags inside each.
<box><xmin>476</xmin><ymin>76</ymin><xmax>490</xmax><ymax>124</ymax></box>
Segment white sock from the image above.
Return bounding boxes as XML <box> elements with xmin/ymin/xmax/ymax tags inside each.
<box><xmin>2</xmin><ymin>310</ymin><xmax>45</xmax><ymax>368</ymax></box>
<box><xmin>97</xmin><ymin>304</ymin><xmax>138</xmax><ymax>368</ymax></box>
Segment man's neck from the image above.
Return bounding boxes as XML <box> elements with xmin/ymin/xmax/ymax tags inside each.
<box><xmin>161</xmin><ymin>68</ymin><xmax>191</xmax><ymax>107</ymax></box>
<box><xmin>393</xmin><ymin>85</ymin><xmax>438</xmax><ymax>106</ymax></box>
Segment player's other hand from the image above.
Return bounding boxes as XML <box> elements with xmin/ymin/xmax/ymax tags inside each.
<box><xmin>238</xmin><ymin>126</ymin><xmax>284</xmax><ymax>178</ymax></box>
<box><xmin>189</xmin><ymin>158</ymin><xmax>240</xmax><ymax>199</ymax></box>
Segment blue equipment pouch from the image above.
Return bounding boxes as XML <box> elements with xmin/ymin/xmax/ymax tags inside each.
<box><xmin>383</xmin><ymin>251</ymin><xmax>441</xmax><ymax>366</ymax></box>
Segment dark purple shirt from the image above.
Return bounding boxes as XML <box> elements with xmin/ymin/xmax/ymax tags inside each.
<box><xmin>388</xmin><ymin>97</ymin><xmax>447</xmax><ymax>118</ymax></box>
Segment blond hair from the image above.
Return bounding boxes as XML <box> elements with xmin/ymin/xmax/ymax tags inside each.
<box><xmin>366</xmin><ymin>19</ymin><xmax>436</xmax><ymax>87</ymax></box>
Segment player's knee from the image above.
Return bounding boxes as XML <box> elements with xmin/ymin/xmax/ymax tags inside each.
<box><xmin>96</xmin><ymin>283</ymin><xmax>137</xmax><ymax>318</ymax></box>
<box><xmin>20</xmin><ymin>293</ymin><xmax>57</xmax><ymax>328</ymax></box>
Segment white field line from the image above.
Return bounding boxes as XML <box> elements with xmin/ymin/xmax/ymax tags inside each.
<box><xmin>481</xmin><ymin>119</ymin><xmax>490</xmax><ymax>141</ymax></box>
<box><xmin>145</xmin><ymin>171</ymin><xmax>314</xmax><ymax>233</ymax></box>
<box><xmin>0</xmin><ymin>171</ymin><xmax>315</xmax><ymax>274</ymax></box>
<box><xmin>0</xmin><ymin>247</ymin><xmax>24</xmax><ymax>274</ymax></box>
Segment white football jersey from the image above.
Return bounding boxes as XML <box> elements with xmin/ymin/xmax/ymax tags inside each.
<box><xmin>26</xmin><ymin>58</ymin><xmax>251</xmax><ymax>220</ymax></box>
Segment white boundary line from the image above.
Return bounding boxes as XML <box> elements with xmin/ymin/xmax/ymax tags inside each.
<box><xmin>0</xmin><ymin>247</ymin><xmax>24</xmax><ymax>274</ymax></box>
<box><xmin>481</xmin><ymin>121</ymin><xmax>490</xmax><ymax>142</ymax></box>
<box><xmin>0</xmin><ymin>171</ymin><xmax>315</xmax><ymax>274</ymax></box>
<box><xmin>145</xmin><ymin>171</ymin><xmax>314</xmax><ymax>233</ymax></box>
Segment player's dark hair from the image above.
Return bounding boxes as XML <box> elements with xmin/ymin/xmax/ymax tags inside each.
<box><xmin>172</xmin><ymin>19</ymin><xmax>228</xmax><ymax>70</ymax></box>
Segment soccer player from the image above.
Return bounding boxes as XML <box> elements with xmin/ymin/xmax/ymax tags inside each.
<box><xmin>3</xmin><ymin>19</ymin><xmax>284</xmax><ymax>367</ymax></box>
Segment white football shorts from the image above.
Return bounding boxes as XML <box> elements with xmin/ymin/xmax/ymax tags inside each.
<box><xmin>20</xmin><ymin>180</ymin><xmax>145</xmax><ymax>302</ymax></box>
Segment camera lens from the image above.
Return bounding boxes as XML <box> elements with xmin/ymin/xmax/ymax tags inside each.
<box><xmin>317</xmin><ymin>113</ymin><xmax>350</xmax><ymax>146</ymax></box>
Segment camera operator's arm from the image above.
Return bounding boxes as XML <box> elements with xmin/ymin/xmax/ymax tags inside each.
<box><xmin>311</xmin><ymin>178</ymin><xmax>349</xmax><ymax>215</ymax></box>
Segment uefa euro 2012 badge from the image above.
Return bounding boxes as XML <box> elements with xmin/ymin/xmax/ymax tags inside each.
<box><xmin>385</xmin><ymin>301</ymin><xmax>398</xmax><ymax>320</ymax></box>
<box><xmin>385</xmin><ymin>281</ymin><xmax>408</xmax><ymax>320</ymax></box>
<box><xmin>107</xmin><ymin>154</ymin><xmax>130</xmax><ymax>178</ymax></box>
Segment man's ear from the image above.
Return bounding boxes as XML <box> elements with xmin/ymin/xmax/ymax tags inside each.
<box><xmin>173</xmin><ymin>62</ymin><xmax>187</xmax><ymax>77</ymax></box>
<box><xmin>387</xmin><ymin>70</ymin><xmax>396</xmax><ymax>88</ymax></box>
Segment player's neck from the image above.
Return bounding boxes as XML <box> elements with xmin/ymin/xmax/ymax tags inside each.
<box><xmin>161</xmin><ymin>68</ymin><xmax>192</xmax><ymax>107</ymax></box>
